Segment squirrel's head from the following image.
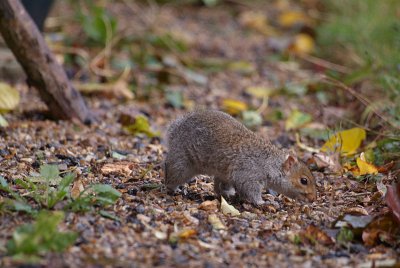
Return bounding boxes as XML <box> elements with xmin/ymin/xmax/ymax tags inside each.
<box><xmin>281</xmin><ymin>154</ymin><xmax>317</xmax><ymax>202</ymax></box>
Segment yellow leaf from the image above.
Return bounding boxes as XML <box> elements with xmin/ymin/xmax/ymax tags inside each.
<box><xmin>245</xmin><ymin>86</ymin><xmax>274</xmax><ymax>99</ymax></box>
<box><xmin>278</xmin><ymin>11</ymin><xmax>310</xmax><ymax>28</ymax></box>
<box><xmin>178</xmin><ymin>229</ymin><xmax>197</xmax><ymax>239</ymax></box>
<box><xmin>289</xmin><ymin>34</ymin><xmax>315</xmax><ymax>55</ymax></box>
<box><xmin>0</xmin><ymin>82</ymin><xmax>20</xmax><ymax>112</ymax></box>
<box><xmin>222</xmin><ymin>99</ymin><xmax>248</xmax><ymax>115</ymax></box>
<box><xmin>321</xmin><ymin>128</ymin><xmax>366</xmax><ymax>156</ymax></box>
<box><xmin>208</xmin><ymin>214</ymin><xmax>226</xmax><ymax>230</ymax></box>
<box><xmin>356</xmin><ymin>157</ymin><xmax>378</xmax><ymax>175</ymax></box>
<box><xmin>221</xmin><ymin>196</ymin><xmax>241</xmax><ymax>216</ymax></box>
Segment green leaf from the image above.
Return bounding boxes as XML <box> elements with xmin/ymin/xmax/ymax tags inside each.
<box><xmin>7</xmin><ymin>211</ymin><xmax>77</xmax><ymax>257</ymax></box>
<box><xmin>99</xmin><ymin>210</ymin><xmax>120</xmax><ymax>221</ymax></box>
<box><xmin>81</xmin><ymin>7</ymin><xmax>117</xmax><ymax>44</ymax></box>
<box><xmin>40</xmin><ymin>165</ymin><xmax>59</xmax><ymax>181</ymax></box>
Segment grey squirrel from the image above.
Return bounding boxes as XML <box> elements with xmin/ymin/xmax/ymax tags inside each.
<box><xmin>164</xmin><ymin>110</ymin><xmax>317</xmax><ymax>205</ymax></box>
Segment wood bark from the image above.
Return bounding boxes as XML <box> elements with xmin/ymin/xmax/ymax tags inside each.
<box><xmin>0</xmin><ymin>0</ymin><xmax>93</xmax><ymax>124</ymax></box>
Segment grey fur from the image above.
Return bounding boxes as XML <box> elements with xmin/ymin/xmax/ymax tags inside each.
<box><xmin>164</xmin><ymin>110</ymin><xmax>317</xmax><ymax>205</ymax></box>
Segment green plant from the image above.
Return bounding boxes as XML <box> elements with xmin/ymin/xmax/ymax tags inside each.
<box><xmin>0</xmin><ymin>165</ymin><xmax>121</xmax><ymax>218</ymax></box>
<box><xmin>12</xmin><ymin>165</ymin><xmax>75</xmax><ymax>209</ymax></box>
<box><xmin>7</xmin><ymin>211</ymin><xmax>77</xmax><ymax>260</ymax></box>
<box><xmin>67</xmin><ymin>184</ymin><xmax>121</xmax><ymax>213</ymax></box>
<box><xmin>75</xmin><ymin>1</ymin><xmax>117</xmax><ymax>45</ymax></box>
<box><xmin>317</xmin><ymin>0</ymin><xmax>400</xmax><ymax>156</ymax></box>
<box><xmin>337</xmin><ymin>227</ymin><xmax>354</xmax><ymax>246</ymax></box>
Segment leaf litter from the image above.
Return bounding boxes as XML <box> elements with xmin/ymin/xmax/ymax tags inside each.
<box><xmin>0</xmin><ymin>0</ymin><xmax>399</xmax><ymax>267</ymax></box>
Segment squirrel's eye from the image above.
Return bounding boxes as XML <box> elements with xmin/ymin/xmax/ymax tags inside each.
<box><xmin>300</xmin><ymin>178</ymin><xmax>308</xmax><ymax>185</ymax></box>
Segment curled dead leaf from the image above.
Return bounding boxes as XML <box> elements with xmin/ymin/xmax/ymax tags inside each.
<box><xmin>300</xmin><ymin>225</ymin><xmax>335</xmax><ymax>246</ymax></box>
<box><xmin>385</xmin><ymin>183</ymin><xmax>400</xmax><ymax>224</ymax></box>
<box><xmin>101</xmin><ymin>162</ymin><xmax>136</xmax><ymax>177</ymax></box>
<box><xmin>71</xmin><ymin>178</ymin><xmax>84</xmax><ymax>199</ymax></box>
<box><xmin>220</xmin><ymin>196</ymin><xmax>240</xmax><ymax>217</ymax></box>
<box><xmin>199</xmin><ymin>200</ymin><xmax>219</xmax><ymax>212</ymax></box>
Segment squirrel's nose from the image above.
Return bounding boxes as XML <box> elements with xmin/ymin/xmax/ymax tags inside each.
<box><xmin>306</xmin><ymin>192</ymin><xmax>317</xmax><ymax>202</ymax></box>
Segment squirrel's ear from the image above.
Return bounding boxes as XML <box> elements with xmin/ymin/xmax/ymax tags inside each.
<box><xmin>283</xmin><ymin>154</ymin><xmax>297</xmax><ymax>172</ymax></box>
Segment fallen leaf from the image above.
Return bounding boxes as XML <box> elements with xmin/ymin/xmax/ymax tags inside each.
<box><xmin>356</xmin><ymin>156</ymin><xmax>378</xmax><ymax>176</ymax></box>
<box><xmin>321</xmin><ymin>128</ymin><xmax>366</xmax><ymax>156</ymax></box>
<box><xmin>342</xmin><ymin>214</ymin><xmax>373</xmax><ymax>228</ymax></box>
<box><xmin>222</xmin><ymin>99</ymin><xmax>248</xmax><ymax>115</ymax></box>
<box><xmin>154</xmin><ymin>230</ymin><xmax>167</xmax><ymax>240</ymax></box>
<box><xmin>178</xmin><ymin>229</ymin><xmax>197</xmax><ymax>239</ymax></box>
<box><xmin>288</xmin><ymin>34</ymin><xmax>315</xmax><ymax>55</ymax></box>
<box><xmin>285</xmin><ymin>110</ymin><xmax>312</xmax><ymax>130</ymax></box>
<box><xmin>245</xmin><ymin>86</ymin><xmax>275</xmax><ymax>99</ymax></box>
<box><xmin>376</xmin><ymin>181</ymin><xmax>387</xmax><ymax>197</ymax></box>
<box><xmin>220</xmin><ymin>196</ymin><xmax>240</xmax><ymax>216</ymax></box>
<box><xmin>0</xmin><ymin>114</ymin><xmax>8</xmax><ymax>127</ymax></box>
<box><xmin>199</xmin><ymin>200</ymin><xmax>219</xmax><ymax>211</ymax></box>
<box><xmin>101</xmin><ymin>162</ymin><xmax>135</xmax><ymax>177</ymax></box>
<box><xmin>300</xmin><ymin>225</ymin><xmax>334</xmax><ymax>246</ymax></box>
<box><xmin>208</xmin><ymin>214</ymin><xmax>226</xmax><ymax>230</ymax></box>
<box><xmin>239</xmin><ymin>11</ymin><xmax>276</xmax><ymax>36</ymax></box>
<box><xmin>242</xmin><ymin>111</ymin><xmax>263</xmax><ymax>129</ymax></box>
<box><xmin>385</xmin><ymin>183</ymin><xmax>400</xmax><ymax>224</ymax></box>
<box><xmin>0</xmin><ymin>82</ymin><xmax>20</xmax><ymax>112</ymax></box>
<box><xmin>344</xmin><ymin>207</ymin><xmax>369</xmax><ymax>216</ymax></box>
<box><xmin>227</xmin><ymin>61</ymin><xmax>256</xmax><ymax>74</ymax></box>
<box><xmin>123</xmin><ymin>115</ymin><xmax>160</xmax><ymax>138</ymax></box>
<box><xmin>377</xmin><ymin>161</ymin><xmax>395</xmax><ymax>173</ymax></box>
<box><xmin>278</xmin><ymin>11</ymin><xmax>311</xmax><ymax>28</ymax></box>
<box><xmin>71</xmin><ymin>179</ymin><xmax>84</xmax><ymax>199</ymax></box>
<box><xmin>165</xmin><ymin>90</ymin><xmax>184</xmax><ymax>109</ymax></box>
<box><xmin>362</xmin><ymin>215</ymin><xmax>400</xmax><ymax>247</ymax></box>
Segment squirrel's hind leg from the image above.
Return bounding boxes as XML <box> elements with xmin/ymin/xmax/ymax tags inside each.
<box><xmin>164</xmin><ymin>154</ymin><xmax>196</xmax><ymax>193</ymax></box>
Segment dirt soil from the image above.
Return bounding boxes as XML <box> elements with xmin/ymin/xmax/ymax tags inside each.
<box><xmin>0</xmin><ymin>1</ymin><xmax>398</xmax><ymax>267</ymax></box>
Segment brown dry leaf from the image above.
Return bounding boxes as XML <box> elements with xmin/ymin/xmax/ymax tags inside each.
<box><xmin>300</xmin><ymin>225</ymin><xmax>335</xmax><ymax>246</ymax></box>
<box><xmin>344</xmin><ymin>207</ymin><xmax>369</xmax><ymax>216</ymax></box>
<box><xmin>362</xmin><ymin>215</ymin><xmax>400</xmax><ymax>247</ymax></box>
<box><xmin>199</xmin><ymin>200</ymin><xmax>219</xmax><ymax>212</ymax></box>
<box><xmin>101</xmin><ymin>162</ymin><xmax>135</xmax><ymax>177</ymax></box>
<box><xmin>71</xmin><ymin>178</ymin><xmax>84</xmax><ymax>199</ymax></box>
<box><xmin>377</xmin><ymin>161</ymin><xmax>395</xmax><ymax>173</ymax></box>
<box><xmin>385</xmin><ymin>183</ymin><xmax>400</xmax><ymax>224</ymax></box>
<box><xmin>208</xmin><ymin>214</ymin><xmax>226</xmax><ymax>230</ymax></box>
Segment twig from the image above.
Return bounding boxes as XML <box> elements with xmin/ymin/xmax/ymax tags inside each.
<box><xmin>298</xmin><ymin>54</ymin><xmax>351</xmax><ymax>74</ymax></box>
